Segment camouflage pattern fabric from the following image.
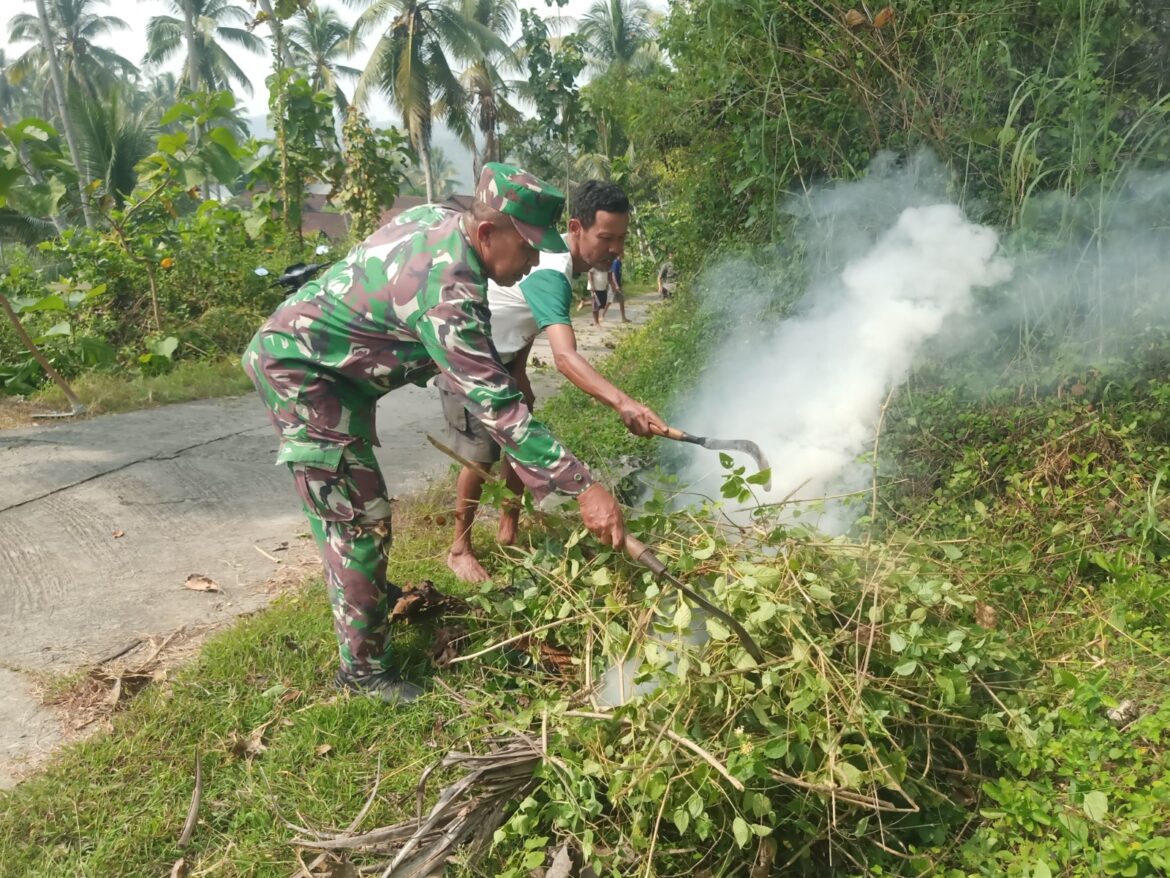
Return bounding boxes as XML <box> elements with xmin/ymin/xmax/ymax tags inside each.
<box><xmin>244</xmin><ymin>203</ymin><xmax>593</xmax><ymax>673</ymax></box>
<box><xmin>291</xmin><ymin>439</ymin><xmax>396</xmax><ymax>674</ymax></box>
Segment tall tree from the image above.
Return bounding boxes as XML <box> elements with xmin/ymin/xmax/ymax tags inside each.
<box><xmin>351</xmin><ymin>0</ymin><xmax>502</xmax><ymax>202</ymax></box>
<box><xmin>69</xmin><ymin>89</ymin><xmax>155</xmax><ymax>209</ymax></box>
<box><xmin>459</xmin><ymin>0</ymin><xmax>521</xmax><ymax>177</ymax></box>
<box><xmin>145</xmin><ymin>0</ymin><xmax>266</xmax><ymax>96</ymax></box>
<box><xmin>0</xmin><ymin>50</ymin><xmax>38</xmax><ymax>123</ymax></box>
<box><xmin>576</xmin><ymin>0</ymin><xmax>658</xmax><ymax>76</ymax></box>
<box><xmin>7</xmin><ymin>0</ymin><xmax>138</xmax><ymax>100</ymax></box>
<box><xmin>402</xmin><ymin>145</ymin><xmax>459</xmax><ymax>199</ymax></box>
<box><xmin>30</xmin><ymin>0</ymin><xmax>96</xmax><ymax>228</ymax></box>
<box><xmin>288</xmin><ymin>4</ymin><xmax>363</xmax><ymax>119</ymax></box>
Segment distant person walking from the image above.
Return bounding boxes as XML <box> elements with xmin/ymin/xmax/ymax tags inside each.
<box><xmin>610</xmin><ymin>256</ymin><xmax>630</xmax><ymax>323</ymax></box>
<box><xmin>589</xmin><ymin>264</ymin><xmax>610</xmax><ymax>326</ymax></box>
<box><xmin>657</xmin><ymin>252</ymin><xmax>677</xmax><ymax>301</ymax></box>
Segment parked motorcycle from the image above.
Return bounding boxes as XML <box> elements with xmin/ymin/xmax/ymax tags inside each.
<box><xmin>254</xmin><ymin>244</ymin><xmax>332</xmax><ymax>295</ymax></box>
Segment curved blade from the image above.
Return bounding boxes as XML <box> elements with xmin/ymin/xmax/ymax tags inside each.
<box><xmin>698</xmin><ymin>437</ymin><xmax>772</xmax><ymax>490</ymax></box>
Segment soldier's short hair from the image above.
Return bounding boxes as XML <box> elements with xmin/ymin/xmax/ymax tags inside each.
<box><xmin>470</xmin><ymin>200</ymin><xmax>514</xmax><ymax>230</ymax></box>
<box><xmin>570</xmin><ymin>181</ymin><xmax>629</xmax><ymax>229</ymax></box>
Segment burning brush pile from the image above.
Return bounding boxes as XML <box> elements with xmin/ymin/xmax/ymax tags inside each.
<box><xmin>294</xmin><ymin>500</ymin><xmax>1031</xmax><ymax>876</ymax></box>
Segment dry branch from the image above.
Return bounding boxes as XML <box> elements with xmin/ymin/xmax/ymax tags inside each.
<box><xmin>293</xmin><ymin>736</ymin><xmax>541</xmax><ymax>878</ymax></box>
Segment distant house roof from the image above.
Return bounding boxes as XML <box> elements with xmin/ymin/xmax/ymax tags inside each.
<box><xmin>232</xmin><ymin>188</ymin><xmax>472</xmax><ymax>241</ymax></box>
<box><xmin>376</xmin><ymin>194</ymin><xmax>472</xmax><ymax>227</ymax></box>
<box><xmin>302</xmin><ymin>212</ymin><xmax>349</xmax><ymax>241</ymax></box>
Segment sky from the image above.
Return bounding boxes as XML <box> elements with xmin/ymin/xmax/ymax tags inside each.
<box><xmin>1</xmin><ymin>0</ymin><xmax>639</xmax><ymax>189</ymax></box>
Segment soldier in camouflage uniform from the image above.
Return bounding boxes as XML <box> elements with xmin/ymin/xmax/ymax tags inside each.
<box><xmin>244</xmin><ymin>163</ymin><xmax>626</xmax><ymax>704</ymax></box>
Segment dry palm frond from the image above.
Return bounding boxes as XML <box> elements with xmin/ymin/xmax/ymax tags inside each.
<box><xmin>293</xmin><ymin>735</ymin><xmax>541</xmax><ymax>878</ymax></box>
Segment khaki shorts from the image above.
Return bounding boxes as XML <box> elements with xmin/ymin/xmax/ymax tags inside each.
<box><xmin>439</xmin><ymin>386</ymin><xmax>500</xmax><ymax>465</ymax></box>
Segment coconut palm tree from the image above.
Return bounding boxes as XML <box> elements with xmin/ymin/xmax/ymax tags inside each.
<box><xmin>351</xmin><ymin>0</ymin><xmax>506</xmax><ymax>202</ymax></box>
<box><xmin>28</xmin><ymin>0</ymin><xmax>96</xmax><ymax>228</ymax></box>
<box><xmin>69</xmin><ymin>89</ymin><xmax>155</xmax><ymax>209</ymax></box>
<box><xmin>130</xmin><ymin>71</ymin><xmax>182</xmax><ymax>115</ymax></box>
<box><xmin>144</xmin><ymin>0</ymin><xmax>266</xmax><ymax>97</ymax></box>
<box><xmin>288</xmin><ymin>4</ymin><xmax>363</xmax><ymax>119</ymax></box>
<box><xmin>0</xmin><ymin>50</ymin><xmax>39</xmax><ymax>123</ymax></box>
<box><xmin>459</xmin><ymin>0</ymin><xmax>522</xmax><ymax>177</ymax></box>
<box><xmin>6</xmin><ymin>0</ymin><xmax>138</xmax><ymax>100</ymax></box>
<box><xmin>576</xmin><ymin>0</ymin><xmax>660</xmax><ymax>76</ymax></box>
<box><xmin>403</xmin><ymin>145</ymin><xmax>460</xmax><ymax>199</ymax></box>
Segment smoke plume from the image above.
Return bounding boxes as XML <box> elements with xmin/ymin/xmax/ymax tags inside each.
<box><xmin>679</xmin><ymin>154</ymin><xmax>1010</xmax><ymax>524</ymax></box>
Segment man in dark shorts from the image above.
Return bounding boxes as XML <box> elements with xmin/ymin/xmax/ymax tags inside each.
<box><xmin>609</xmin><ymin>255</ymin><xmax>630</xmax><ymax>322</ymax></box>
<box><xmin>588</xmin><ymin>264</ymin><xmax>609</xmax><ymax>325</ymax></box>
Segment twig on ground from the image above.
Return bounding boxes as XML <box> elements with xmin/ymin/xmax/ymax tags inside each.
<box><xmin>254</xmin><ymin>545</ymin><xmax>282</xmax><ymax>564</ymax></box>
<box><xmin>177</xmin><ymin>746</ymin><xmax>202</xmax><ymax>849</ymax></box>
<box><xmin>445</xmin><ymin>615</ymin><xmax>582</xmax><ymax>665</ymax></box>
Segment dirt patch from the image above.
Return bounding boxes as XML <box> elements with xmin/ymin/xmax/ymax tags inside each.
<box><xmin>17</xmin><ymin>539</ymin><xmax>321</xmax><ymax>773</ymax></box>
<box><xmin>0</xmin><ymin>398</ymin><xmax>77</xmax><ymax>431</ymax></box>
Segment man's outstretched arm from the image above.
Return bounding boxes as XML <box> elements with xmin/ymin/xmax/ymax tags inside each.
<box><xmin>545</xmin><ymin>323</ymin><xmax>665</xmax><ymax>437</ymax></box>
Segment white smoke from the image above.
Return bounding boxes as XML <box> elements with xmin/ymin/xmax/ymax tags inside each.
<box><xmin>679</xmin><ymin>157</ymin><xmax>1010</xmax><ymax>526</ymax></box>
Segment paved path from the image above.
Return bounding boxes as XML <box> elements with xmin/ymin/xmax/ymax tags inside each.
<box><xmin>0</xmin><ymin>298</ymin><xmax>654</xmax><ymax>787</ymax></box>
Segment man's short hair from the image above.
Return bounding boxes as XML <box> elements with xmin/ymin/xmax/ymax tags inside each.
<box><xmin>470</xmin><ymin>200</ymin><xmax>513</xmax><ymax>229</ymax></box>
<box><xmin>570</xmin><ymin>180</ymin><xmax>630</xmax><ymax>228</ymax></box>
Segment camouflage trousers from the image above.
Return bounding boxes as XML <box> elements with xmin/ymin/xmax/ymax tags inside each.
<box><xmin>243</xmin><ymin>344</ymin><xmax>397</xmax><ymax>676</ymax></box>
<box><xmin>291</xmin><ymin>440</ymin><xmax>397</xmax><ymax>676</ymax></box>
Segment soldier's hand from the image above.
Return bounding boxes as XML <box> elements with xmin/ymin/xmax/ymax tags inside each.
<box><xmin>617</xmin><ymin>398</ymin><xmax>666</xmax><ymax>438</ymax></box>
<box><xmin>576</xmin><ymin>483</ymin><xmax>625</xmax><ymax>547</ymax></box>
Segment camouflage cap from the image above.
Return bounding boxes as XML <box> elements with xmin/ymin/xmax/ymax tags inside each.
<box><xmin>475</xmin><ymin>162</ymin><xmax>568</xmax><ymax>253</ymax></box>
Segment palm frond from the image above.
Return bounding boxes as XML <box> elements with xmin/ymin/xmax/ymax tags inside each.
<box><xmin>0</xmin><ymin>208</ymin><xmax>56</xmax><ymax>244</ymax></box>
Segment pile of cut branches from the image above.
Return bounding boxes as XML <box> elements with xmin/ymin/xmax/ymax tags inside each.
<box><xmin>295</xmin><ymin>490</ymin><xmax>1037</xmax><ymax>877</ymax></box>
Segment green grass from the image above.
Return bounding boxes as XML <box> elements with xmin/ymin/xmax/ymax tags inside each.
<box><xmin>0</xmin><ymin>486</ymin><xmax>509</xmax><ymax>878</ymax></box>
<box><xmin>32</xmin><ymin>358</ymin><xmax>255</xmax><ymax>416</ymax></box>
<box><xmin>0</xmin><ymin>299</ymin><xmax>683</xmax><ymax>876</ymax></box>
<box><xmin>7</xmin><ymin>291</ymin><xmax>1170</xmax><ymax>876</ymax></box>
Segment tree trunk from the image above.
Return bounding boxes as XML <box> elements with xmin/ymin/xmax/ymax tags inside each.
<box><xmin>420</xmin><ymin>141</ymin><xmax>436</xmax><ymax>204</ymax></box>
<box><xmin>182</xmin><ymin>0</ymin><xmax>200</xmax><ymax>93</ymax></box>
<box><xmin>33</xmin><ymin>0</ymin><xmax>95</xmax><ymax>230</ymax></box>
<box><xmin>0</xmin><ymin>292</ymin><xmax>86</xmax><ymax>414</ymax></box>
<box><xmin>181</xmin><ymin>1</ymin><xmax>211</xmax><ymax>200</ymax></box>
<box><xmin>256</xmin><ymin>0</ymin><xmax>294</xmax><ymax>68</ymax></box>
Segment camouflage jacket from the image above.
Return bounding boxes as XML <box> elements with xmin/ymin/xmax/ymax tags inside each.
<box><xmin>247</xmin><ymin>205</ymin><xmax>593</xmax><ymax>500</ymax></box>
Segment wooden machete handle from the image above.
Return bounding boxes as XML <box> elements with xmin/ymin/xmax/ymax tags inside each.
<box><xmin>648</xmin><ymin>423</ymin><xmax>696</xmax><ymax>443</ymax></box>
<box><xmin>623</xmin><ymin>534</ymin><xmax>668</xmax><ymax>576</ymax></box>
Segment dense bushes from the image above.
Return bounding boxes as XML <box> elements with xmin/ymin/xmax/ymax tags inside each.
<box><xmin>0</xmin><ymin>205</ymin><xmax>328</xmax><ymax>394</ymax></box>
<box><xmin>626</xmin><ymin>0</ymin><xmax>1170</xmax><ymax>258</ymax></box>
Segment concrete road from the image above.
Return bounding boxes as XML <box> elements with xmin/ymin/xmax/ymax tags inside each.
<box><xmin>0</xmin><ymin>298</ymin><xmax>654</xmax><ymax>787</ymax></box>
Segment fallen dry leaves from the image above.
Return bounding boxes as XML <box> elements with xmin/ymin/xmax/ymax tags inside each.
<box><xmin>183</xmin><ymin>573</ymin><xmax>219</xmax><ymax>592</ymax></box>
<box><xmin>389</xmin><ymin>580</ymin><xmax>467</xmax><ymax>624</ymax></box>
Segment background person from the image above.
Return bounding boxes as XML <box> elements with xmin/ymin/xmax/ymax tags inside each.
<box><xmin>657</xmin><ymin>251</ymin><xmax>677</xmax><ymax>300</ymax></box>
<box><xmin>588</xmin><ymin>263</ymin><xmax>610</xmax><ymax>325</ymax></box>
<box><xmin>609</xmin><ymin>255</ymin><xmax>630</xmax><ymax>323</ymax></box>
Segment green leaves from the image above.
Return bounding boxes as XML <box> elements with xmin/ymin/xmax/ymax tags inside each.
<box><xmin>705</xmin><ymin>617</ymin><xmax>731</xmax><ymax>641</ymax></box>
<box><xmin>1082</xmin><ymin>790</ymin><xmax>1108</xmax><ymax>822</ymax></box>
<box><xmin>732</xmin><ymin>815</ymin><xmax>750</xmax><ymax>848</ymax></box>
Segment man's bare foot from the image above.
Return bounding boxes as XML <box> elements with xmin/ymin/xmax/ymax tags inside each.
<box><xmin>497</xmin><ymin>511</ymin><xmax>520</xmax><ymax>546</ymax></box>
<box><xmin>447</xmin><ymin>548</ymin><xmax>490</xmax><ymax>583</ymax></box>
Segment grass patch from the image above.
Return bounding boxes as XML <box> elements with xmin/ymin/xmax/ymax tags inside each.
<box><xmin>30</xmin><ymin>357</ymin><xmax>254</xmax><ymax>417</ymax></box>
<box><xmin>539</xmin><ymin>291</ymin><xmax>707</xmax><ymax>467</ymax></box>
<box><xmin>0</xmin><ymin>484</ymin><xmax>517</xmax><ymax>878</ymax></box>
<box><xmin>6</xmin><ymin>295</ymin><xmax>1169</xmax><ymax>876</ymax></box>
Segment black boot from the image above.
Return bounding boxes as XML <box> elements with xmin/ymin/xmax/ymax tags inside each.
<box><xmin>334</xmin><ymin>667</ymin><xmax>423</xmax><ymax>705</ymax></box>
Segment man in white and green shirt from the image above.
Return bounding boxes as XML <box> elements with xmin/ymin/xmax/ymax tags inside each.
<box><xmin>439</xmin><ymin>180</ymin><xmax>666</xmax><ymax>583</ymax></box>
